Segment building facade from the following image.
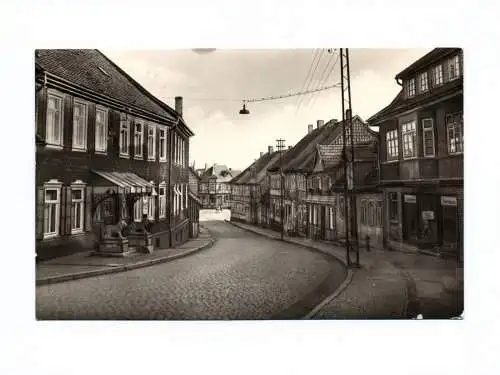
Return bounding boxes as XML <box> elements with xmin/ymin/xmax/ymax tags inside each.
<box><xmin>199</xmin><ymin>164</ymin><xmax>238</xmax><ymax>209</ymax></box>
<box><xmin>230</xmin><ymin>147</ymin><xmax>281</xmax><ymax>224</ymax></box>
<box><xmin>367</xmin><ymin>48</ymin><xmax>463</xmax><ymax>258</ymax></box>
<box><xmin>35</xmin><ymin>49</ymin><xmax>195</xmax><ymax>261</ymax></box>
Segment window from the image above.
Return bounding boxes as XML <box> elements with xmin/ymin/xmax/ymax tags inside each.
<box><xmin>389</xmin><ymin>192</ymin><xmax>398</xmax><ymax>222</ymax></box>
<box><xmin>422</xmin><ymin>118</ymin><xmax>435</xmax><ymax>157</ymax></box>
<box><xmin>432</xmin><ymin>65</ymin><xmax>443</xmax><ymax>86</ymax></box>
<box><xmin>134</xmin><ymin>198</ymin><xmax>143</xmax><ymax>222</ymax></box>
<box><xmin>71</xmin><ymin>188</ymin><xmax>84</xmax><ymax>233</ymax></box>
<box><xmin>147</xmin><ymin>124</ymin><xmax>156</xmax><ymax>161</ymax></box>
<box><xmin>446</xmin><ymin>112</ymin><xmax>463</xmax><ymax>154</ymax></box>
<box><xmin>72</xmin><ymin>100</ymin><xmax>87</xmax><ymax>151</ymax></box>
<box><xmin>43</xmin><ymin>184</ymin><xmax>61</xmax><ymax>238</ymax></box>
<box><xmin>95</xmin><ymin>107</ymin><xmax>108</xmax><ymax>153</ymax></box>
<box><xmin>148</xmin><ymin>195</ymin><xmax>155</xmax><ymax>220</ymax></box>
<box><xmin>447</xmin><ymin>55</ymin><xmax>460</xmax><ymax>81</ymax></box>
<box><xmin>46</xmin><ymin>92</ymin><xmax>64</xmax><ymax>147</ymax></box>
<box><xmin>159</xmin><ymin>128</ymin><xmax>167</xmax><ymax>161</ymax></box>
<box><xmin>134</xmin><ymin>121</ymin><xmax>143</xmax><ymax>158</ymax></box>
<box><xmin>401</xmin><ymin>120</ymin><xmax>417</xmax><ymax>159</ymax></box>
<box><xmin>405</xmin><ymin>78</ymin><xmax>416</xmax><ymax>97</ymax></box>
<box><xmin>419</xmin><ymin>72</ymin><xmax>429</xmax><ymax>93</ymax></box>
<box><xmin>386</xmin><ymin>130</ymin><xmax>399</xmax><ymax>160</ymax></box>
<box><xmin>119</xmin><ymin>117</ymin><xmax>129</xmax><ymax>156</ymax></box>
<box><xmin>159</xmin><ymin>183</ymin><xmax>167</xmax><ymax>218</ymax></box>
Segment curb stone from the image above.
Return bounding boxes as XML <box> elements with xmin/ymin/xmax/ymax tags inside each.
<box><xmin>36</xmin><ymin>230</ymin><xmax>216</xmax><ymax>286</ymax></box>
<box><xmin>225</xmin><ymin>220</ymin><xmax>354</xmax><ymax>318</ymax></box>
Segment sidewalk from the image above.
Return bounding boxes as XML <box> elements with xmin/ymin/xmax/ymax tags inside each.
<box><xmin>36</xmin><ymin>227</ymin><xmax>215</xmax><ymax>286</ymax></box>
<box><xmin>227</xmin><ymin>220</ymin><xmax>464</xmax><ymax>319</ymax></box>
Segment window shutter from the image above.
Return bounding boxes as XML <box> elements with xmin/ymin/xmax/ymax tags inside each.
<box><xmin>59</xmin><ymin>186</ymin><xmax>69</xmax><ymax>235</ymax></box>
<box><xmin>155</xmin><ymin>188</ymin><xmax>160</xmax><ymax>221</ymax></box>
<box><xmin>155</xmin><ymin>127</ymin><xmax>160</xmax><ymax>162</ymax></box>
<box><xmin>144</xmin><ymin>124</ymin><xmax>149</xmax><ymax>160</ymax></box>
<box><xmin>85</xmin><ymin>186</ymin><xmax>93</xmax><ymax>232</ymax></box>
<box><xmin>129</xmin><ymin>119</ymin><xmax>134</xmax><ymax>159</ymax></box>
<box><xmin>88</xmin><ymin>104</ymin><xmax>95</xmax><ymax>153</ymax></box>
<box><xmin>64</xmin><ymin>95</ymin><xmax>72</xmax><ymax>151</ymax></box>
<box><xmin>36</xmin><ymin>187</ymin><xmax>45</xmax><ymax>240</ymax></box>
<box><xmin>36</xmin><ymin>88</ymin><xmax>47</xmax><ymax>143</ymax></box>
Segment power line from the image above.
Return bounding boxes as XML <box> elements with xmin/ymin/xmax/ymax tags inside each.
<box><xmin>245</xmin><ymin>82</ymin><xmax>340</xmax><ymax>103</ymax></box>
<box><xmin>297</xmin><ymin>48</ymin><xmax>326</xmax><ymax>112</ymax></box>
<box><xmin>294</xmin><ymin>49</ymin><xmax>320</xmax><ymax>113</ymax></box>
<box><xmin>308</xmin><ymin>49</ymin><xmax>340</xmax><ymax>110</ymax></box>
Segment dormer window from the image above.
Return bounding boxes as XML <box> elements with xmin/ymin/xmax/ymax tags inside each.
<box><xmin>447</xmin><ymin>55</ymin><xmax>460</xmax><ymax>81</ymax></box>
<box><xmin>419</xmin><ymin>72</ymin><xmax>429</xmax><ymax>93</ymax></box>
<box><xmin>405</xmin><ymin>78</ymin><xmax>416</xmax><ymax>98</ymax></box>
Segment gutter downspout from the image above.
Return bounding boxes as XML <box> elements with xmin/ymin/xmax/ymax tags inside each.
<box><xmin>168</xmin><ymin>118</ymin><xmax>180</xmax><ymax>248</ymax></box>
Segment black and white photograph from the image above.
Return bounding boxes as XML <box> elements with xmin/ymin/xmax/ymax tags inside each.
<box><xmin>34</xmin><ymin>47</ymin><xmax>464</xmax><ymax>320</ymax></box>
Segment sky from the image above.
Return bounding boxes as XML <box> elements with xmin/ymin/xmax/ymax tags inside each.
<box><xmin>103</xmin><ymin>48</ymin><xmax>431</xmax><ymax>170</ymax></box>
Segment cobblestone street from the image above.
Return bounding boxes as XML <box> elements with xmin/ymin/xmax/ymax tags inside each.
<box><xmin>36</xmin><ymin>221</ymin><xmax>346</xmax><ymax>320</ymax></box>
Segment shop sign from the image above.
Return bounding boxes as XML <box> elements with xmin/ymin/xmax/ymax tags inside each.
<box><xmin>404</xmin><ymin>194</ymin><xmax>417</xmax><ymax>203</ymax></box>
<box><xmin>422</xmin><ymin>211</ymin><xmax>435</xmax><ymax>220</ymax></box>
<box><xmin>441</xmin><ymin>196</ymin><xmax>457</xmax><ymax>206</ymax></box>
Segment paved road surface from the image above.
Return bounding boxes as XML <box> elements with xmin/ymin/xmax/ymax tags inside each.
<box><xmin>36</xmin><ymin>221</ymin><xmax>346</xmax><ymax>320</ymax></box>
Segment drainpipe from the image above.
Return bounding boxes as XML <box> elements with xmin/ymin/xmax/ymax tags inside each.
<box><xmin>168</xmin><ymin>120</ymin><xmax>179</xmax><ymax>247</ymax></box>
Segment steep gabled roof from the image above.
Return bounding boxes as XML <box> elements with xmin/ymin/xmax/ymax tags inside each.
<box><xmin>231</xmin><ymin>151</ymin><xmax>281</xmax><ymax>185</ymax></box>
<box><xmin>36</xmin><ymin>49</ymin><xmax>178</xmax><ymax>124</ymax></box>
<box><xmin>395</xmin><ymin>48</ymin><xmax>461</xmax><ymax>80</ymax></box>
<box><xmin>268</xmin><ymin>116</ymin><xmax>367</xmax><ymax>174</ymax></box>
<box><xmin>188</xmin><ymin>167</ymin><xmax>201</xmax><ymax>181</ymax></box>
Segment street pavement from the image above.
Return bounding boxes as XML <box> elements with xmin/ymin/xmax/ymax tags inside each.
<box><xmin>36</xmin><ymin>221</ymin><xmax>346</xmax><ymax>320</ymax></box>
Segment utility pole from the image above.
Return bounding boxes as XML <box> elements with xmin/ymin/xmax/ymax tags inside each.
<box><xmin>276</xmin><ymin>138</ymin><xmax>286</xmax><ymax>240</ymax></box>
<box><xmin>340</xmin><ymin>48</ymin><xmax>360</xmax><ymax>268</ymax></box>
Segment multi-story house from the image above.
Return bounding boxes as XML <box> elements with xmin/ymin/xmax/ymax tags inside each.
<box><xmin>230</xmin><ymin>147</ymin><xmax>281</xmax><ymax>224</ymax></box>
<box><xmin>307</xmin><ymin>138</ymin><xmax>381</xmax><ymax>248</ymax></box>
<box><xmin>187</xmin><ymin>166</ymin><xmax>201</xmax><ymax>237</ymax></box>
<box><xmin>367</xmin><ymin>48</ymin><xmax>463</xmax><ymax>258</ymax></box>
<box><xmin>35</xmin><ymin>49</ymin><xmax>195</xmax><ymax>260</ymax></box>
<box><xmin>199</xmin><ymin>164</ymin><xmax>235</xmax><ymax>209</ymax></box>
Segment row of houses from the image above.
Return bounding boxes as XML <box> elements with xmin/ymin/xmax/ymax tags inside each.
<box><xmin>35</xmin><ymin>49</ymin><xmax>201</xmax><ymax>261</ymax></box>
<box><xmin>229</xmin><ymin>48</ymin><xmax>464</xmax><ymax>258</ymax></box>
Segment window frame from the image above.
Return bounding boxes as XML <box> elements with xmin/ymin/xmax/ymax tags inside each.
<box><xmin>422</xmin><ymin>118</ymin><xmax>435</xmax><ymax>157</ymax></box>
<box><xmin>159</xmin><ymin>128</ymin><xmax>167</xmax><ymax>162</ymax></box>
<box><xmin>70</xmin><ymin>184</ymin><xmax>85</xmax><ymax>234</ymax></box>
<box><xmin>119</xmin><ymin>115</ymin><xmax>130</xmax><ymax>158</ymax></box>
<box><xmin>419</xmin><ymin>71</ymin><xmax>429</xmax><ymax>93</ymax></box>
<box><xmin>401</xmin><ymin>120</ymin><xmax>417</xmax><ymax>160</ymax></box>
<box><xmin>405</xmin><ymin>78</ymin><xmax>416</xmax><ymax>98</ymax></box>
<box><xmin>43</xmin><ymin>180</ymin><xmax>62</xmax><ymax>239</ymax></box>
<box><xmin>133</xmin><ymin>197</ymin><xmax>143</xmax><ymax>222</ymax></box>
<box><xmin>446</xmin><ymin>112</ymin><xmax>464</xmax><ymax>154</ymax></box>
<box><xmin>159</xmin><ymin>182</ymin><xmax>167</xmax><ymax>219</ymax></box>
<box><xmin>72</xmin><ymin>99</ymin><xmax>88</xmax><ymax>152</ymax></box>
<box><xmin>45</xmin><ymin>90</ymin><xmax>64</xmax><ymax>149</ymax></box>
<box><xmin>134</xmin><ymin>120</ymin><xmax>144</xmax><ymax>160</ymax></box>
<box><xmin>432</xmin><ymin>64</ymin><xmax>444</xmax><ymax>86</ymax></box>
<box><xmin>447</xmin><ymin>55</ymin><xmax>460</xmax><ymax>81</ymax></box>
<box><xmin>95</xmin><ymin>105</ymin><xmax>108</xmax><ymax>154</ymax></box>
<box><xmin>386</xmin><ymin>129</ymin><xmax>399</xmax><ymax>160</ymax></box>
<box><xmin>147</xmin><ymin>123</ymin><xmax>156</xmax><ymax>161</ymax></box>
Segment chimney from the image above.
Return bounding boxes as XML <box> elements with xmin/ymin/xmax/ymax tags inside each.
<box><xmin>268</xmin><ymin>145</ymin><xmax>274</xmax><ymax>154</ymax></box>
<box><xmin>175</xmin><ymin>96</ymin><xmax>183</xmax><ymax>117</ymax></box>
<box><xmin>288</xmin><ymin>146</ymin><xmax>292</xmax><ymax>150</ymax></box>
<box><xmin>317</xmin><ymin>119</ymin><xmax>324</xmax><ymax>129</ymax></box>
<box><xmin>260</xmin><ymin>151</ymin><xmax>264</xmax><ymax>157</ymax></box>
<box><xmin>308</xmin><ymin>124</ymin><xmax>314</xmax><ymax>133</ymax></box>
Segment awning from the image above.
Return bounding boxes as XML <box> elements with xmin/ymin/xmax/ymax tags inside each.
<box><xmin>92</xmin><ymin>171</ymin><xmax>154</xmax><ymax>194</ymax></box>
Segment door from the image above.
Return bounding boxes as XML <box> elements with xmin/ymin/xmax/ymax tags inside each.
<box><xmin>419</xmin><ymin>194</ymin><xmax>439</xmax><ymax>247</ymax></box>
<box><xmin>441</xmin><ymin>196</ymin><xmax>458</xmax><ymax>249</ymax></box>
<box><xmin>402</xmin><ymin>194</ymin><xmax>419</xmax><ymax>243</ymax></box>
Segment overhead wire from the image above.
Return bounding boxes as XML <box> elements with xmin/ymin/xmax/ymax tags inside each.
<box><xmin>308</xmin><ymin>49</ymin><xmax>340</xmax><ymax>111</ymax></box>
<box><xmin>296</xmin><ymin>48</ymin><xmax>326</xmax><ymax>112</ymax></box>
<box><xmin>294</xmin><ymin>49</ymin><xmax>320</xmax><ymax>113</ymax></box>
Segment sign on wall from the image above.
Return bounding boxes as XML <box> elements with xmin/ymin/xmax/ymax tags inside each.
<box><xmin>441</xmin><ymin>196</ymin><xmax>457</xmax><ymax>206</ymax></box>
<box><xmin>404</xmin><ymin>194</ymin><xmax>417</xmax><ymax>203</ymax></box>
<box><xmin>422</xmin><ymin>211</ymin><xmax>435</xmax><ymax>220</ymax></box>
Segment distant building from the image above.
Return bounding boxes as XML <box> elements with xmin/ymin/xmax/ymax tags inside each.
<box><xmin>198</xmin><ymin>164</ymin><xmax>236</xmax><ymax>209</ymax></box>
<box><xmin>35</xmin><ymin>49</ymin><xmax>195</xmax><ymax>260</ymax></box>
<box><xmin>230</xmin><ymin>147</ymin><xmax>281</xmax><ymax>224</ymax></box>
<box><xmin>367</xmin><ymin>48</ymin><xmax>463</xmax><ymax>258</ymax></box>
<box><xmin>187</xmin><ymin>167</ymin><xmax>201</xmax><ymax>237</ymax></box>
